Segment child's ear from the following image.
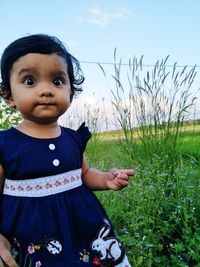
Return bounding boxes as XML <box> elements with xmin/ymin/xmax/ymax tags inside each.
<box><xmin>4</xmin><ymin>97</ymin><xmax>16</xmax><ymax>109</ymax></box>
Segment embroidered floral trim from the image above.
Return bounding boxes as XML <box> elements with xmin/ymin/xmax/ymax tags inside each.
<box><xmin>3</xmin><ymin>169</ymin><xmax>82</xmax><ymax>197</ymax></box>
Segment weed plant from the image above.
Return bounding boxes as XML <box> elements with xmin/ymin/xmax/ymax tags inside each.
<box><xmin>93</xmin><ymin>55</ymin><xmax>200</xmax><ymax>266</ymax></box>
<box><xmin>100</xmin><ymin>53</ymin><xmax>198</xmax><ymax>174</ymax></box>
<box><xmin>86</xmin><ymin>133</ymin><xmax>200</xmax><ymax>266</ymax></box>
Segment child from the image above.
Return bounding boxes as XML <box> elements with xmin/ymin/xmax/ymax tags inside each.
<box><xmin>0</xmin><ymin>34</ymin><xmax>134</xmax><ymax>267</ymax></box>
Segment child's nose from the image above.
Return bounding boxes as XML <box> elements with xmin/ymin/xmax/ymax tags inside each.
<box><xmin>40</xmin><ymin>90</ymin><xmax>53</xmax><ymax>97</ymax></box>
<box><xmin>39</xmin><ymin>85</ymin><xmax>54</xmax><ymax>97</ymax></box>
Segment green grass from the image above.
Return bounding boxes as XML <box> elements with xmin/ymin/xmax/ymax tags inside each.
<box><xmin>85</xmin><ymin>131</ymin><xmax>200</xmax><ymax>266</ymax></box>
<box><xmin>179</xmin><ymin>131</ymin><xmax>200</xmax><ymax>163</ymax></box>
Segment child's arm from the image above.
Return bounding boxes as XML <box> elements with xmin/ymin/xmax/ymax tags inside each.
<box><xmin>0</xmin><ymin>164</ymin><xmax>19</xmax><ymax>267</ymax></box>
<box><xmin>82</xmin><ymin>157</ymin><xmax>134</xmax><ymax>191</ymax></box>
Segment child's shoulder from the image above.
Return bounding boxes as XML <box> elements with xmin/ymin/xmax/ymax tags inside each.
<box><xmin>61</xmin><ymin>122</ymin><xmax>91</xmax><ymax>138</ymax></box>
<box><xmin>61</xmin><ymin>123</ymin><xmax>91</xmax><ymax>152</ymax></box>
<box><xmin>61</xmin><ymin>125</ymin><xmax>79</xmax><ymax>138</ymax></box>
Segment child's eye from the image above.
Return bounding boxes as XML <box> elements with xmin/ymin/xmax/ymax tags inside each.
<box><xmin>53</xmin><ymin>77</ymin><xmax>65</xmax><ymax>86</ymax></box>
<box><xmin>23</xmin><ymin>77</ymin><xmax>36</xmax><ymax>86</ymax></box>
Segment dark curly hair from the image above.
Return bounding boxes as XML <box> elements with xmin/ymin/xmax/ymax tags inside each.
<box><xmin>0</xmin><ymin>34</ymin><xmax>84</xmax><ymax>101</ymax></box>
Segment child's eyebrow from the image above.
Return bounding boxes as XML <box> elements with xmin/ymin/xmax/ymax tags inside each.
<box><xmin>52</xmin><ymin>71</ymin><xmax>68</xmax><ymax>77</ymax></box>
<box><xmin>18</xmin><ymin>68</ymin><xmax>34</xmax><ymax>76</ymax></box>
<box><xmin>18</xmin><ymin>69</ymin><xmax>68</xmax><ymax>77</ymax></box>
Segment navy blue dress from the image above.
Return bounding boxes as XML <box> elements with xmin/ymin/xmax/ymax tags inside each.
<box><xmin>0</xmin><ymin>123</ymin><xmax>131</xmax><ymax>267</ymax></box>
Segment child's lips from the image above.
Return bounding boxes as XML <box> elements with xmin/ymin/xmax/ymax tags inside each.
<box><xmin>39</xmin><ymin>102</ymin><xmax>56</xmax><ymax>106</ymax></box>
<box><xmin>38</xmin><ymin>103</ymin><xmax>56</xmax><ymax>109</ymax></box>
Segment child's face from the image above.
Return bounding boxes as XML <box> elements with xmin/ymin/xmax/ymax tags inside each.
<box><xmin>8</xmin><ymin>53</ymin><xmax>71</xmax><ymax>124</ymax></box>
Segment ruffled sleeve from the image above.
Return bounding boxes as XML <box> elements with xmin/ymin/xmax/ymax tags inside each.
<box><xmin>76</xmin><ymin>122</ymin><xmax>91</xmax><ymax>153</ymax></box>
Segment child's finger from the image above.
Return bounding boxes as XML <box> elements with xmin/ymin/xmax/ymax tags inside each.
<box><xmin>114</xmin><ymin>169</ymin><xmax>134</xmax><ymax>177</ymax></box>
<box><xmin>116</xmin><ymin>173</ymin><xmax>129</xmax><ymax>180</ymax></box>
<box><xmin>116</xmin><ymin>169</ymin><xmax>134</xmax><ymax>177</ymax></box>
<box><xmin>107</xmin><ymin>179</ymin><xmax>122</xmax><ymax>190</ymax></box>
<box><xmin>114</xmin><ymin>171</ymin><xmax>131</xmax><ymax>179</ymax></box>
<box><xmin>124</xmin><ymin>169</ymin><xmax>135</xmax><ymax>176</ymax></box>
<box><xmin>116</xmin><ymin>178</ymin><xmax>128</xmax><ymax>187</ymax></box>
<box><xmin>0</xmin><ymin>249</ymin><xmax>18</xmax><ymax>267</ymax></box>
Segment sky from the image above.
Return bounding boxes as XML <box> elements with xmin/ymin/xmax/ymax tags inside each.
<box><xmin>0</xmin><ymin>0</ymin><xmax>200</xmax><ymax>129</ymax></box>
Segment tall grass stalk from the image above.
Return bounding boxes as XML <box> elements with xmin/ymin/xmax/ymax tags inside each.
<box><xmin>100</xmin><ymin>52</ymin><xmax>198</xmax><ymax>172</ymax></box>
<box><xmin>63</xmin><ymin>97</ymin><xmax>109</xmax><ymax>142</ymax></box>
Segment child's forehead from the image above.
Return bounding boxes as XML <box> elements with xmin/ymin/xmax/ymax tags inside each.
<box><xmin>12</xmin><ymin>53</ymin><xmax>68</xmax><ymax>72</ymax></box>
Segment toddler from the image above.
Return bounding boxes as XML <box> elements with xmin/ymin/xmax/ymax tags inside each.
<box><xmin>0</xmin><ymin>34</ymin><xmax>134</xmax><ymax>267</ymax></box>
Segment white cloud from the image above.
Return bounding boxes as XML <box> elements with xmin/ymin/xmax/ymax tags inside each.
<box><xmin>80</xmin><ymin>6</ymin><xmax>132</xmax><ymax>27</ymax></box>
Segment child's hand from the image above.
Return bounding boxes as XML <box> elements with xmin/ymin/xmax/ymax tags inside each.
<box><xmin>106</xmin><ymin>169</ymin><xmax>134</xmax><ymax>190</ymax></box>
<box><xmin>0</xmin><ymin>234</ymin><xmax>18</xmax><ymax>267</ymax></box>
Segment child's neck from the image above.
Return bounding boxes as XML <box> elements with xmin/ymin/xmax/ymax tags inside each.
<box><xmin>16</xmin><ymin>120</ymin><xmax>61</xmax><ymax>138</ymax></box>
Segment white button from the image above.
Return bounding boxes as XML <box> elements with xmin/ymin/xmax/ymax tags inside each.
<box><xmin>49</xmin><ymin>144</ymin><xmax>55</xmax><ymax>150</ymax></box>
<box><xmin>53</xmin><ymin>159</ymin><xmax>60</xmax><ymax>166</ymax></box>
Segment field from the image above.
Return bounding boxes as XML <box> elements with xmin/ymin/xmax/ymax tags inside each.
<box><xmin>85</xmin><ymin>129</ymin><xmax>200</xmax><ymax>266</ymax></box>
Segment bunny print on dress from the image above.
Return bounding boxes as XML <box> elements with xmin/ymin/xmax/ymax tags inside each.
<box><xmin>91</xmin><ymin>224</ymin><xmax>125</xmax><ymax>266</ymax></box>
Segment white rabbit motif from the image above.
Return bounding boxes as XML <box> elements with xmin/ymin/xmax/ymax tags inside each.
<box><xmin>91</xmin><ymin>224</ymin><xmax>124</xmax><ymax>262</ymax></box>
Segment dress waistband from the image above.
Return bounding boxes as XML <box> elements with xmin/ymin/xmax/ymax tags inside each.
<box><xmin>3</xmin><ymin>169</ymin><xmax>82</xmax><ymax>197</ymax></box>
